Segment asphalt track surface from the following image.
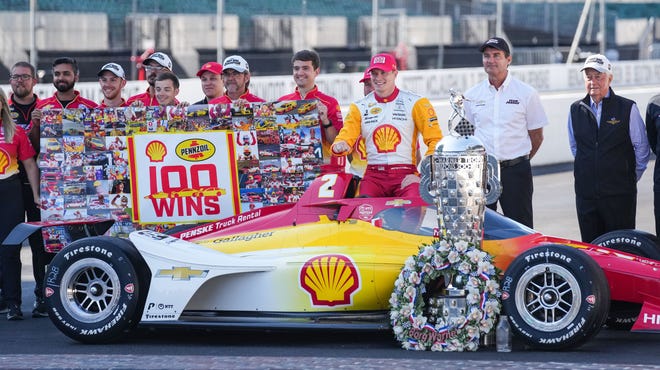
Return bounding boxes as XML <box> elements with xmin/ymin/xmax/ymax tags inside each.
<box><xmin>1</xmin><ymin>162</ymin><xmax>659</xmax><ymax>369</ymax></box>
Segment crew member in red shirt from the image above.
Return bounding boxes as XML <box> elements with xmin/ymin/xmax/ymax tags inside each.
<box><xmin>34</xmin><ymin>57</ymin><xmax>98</xmax><ymax>111</ymax></box>
<box><xmin>278</xmin><ymin>50</ymin><xmax>343</xmax><ymax>162</ymax></box>
<box><xmin>98</xmin><ymin>63</ymin><xmax>129</xmax><ymax>108</ymax></box>
<box><xmin>0</xmin><ymin>89</ymin><xmax>41</xmax><ymax>320</ymax></box>
<box><xmin>5</xmin><ymin>61</ymin><xmax>50</xmax><ymax>318</ymax></box>
<box><xmin>127</xmin><ymin>51</ymin><xmax>177</xmax><ymax>106</ymax></box>
<box><xmin>208</xmin><ymin>55</ymin><xmax>265</xmax><ymax>104</ymax></box>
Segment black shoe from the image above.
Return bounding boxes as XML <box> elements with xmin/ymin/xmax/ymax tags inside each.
<box><xmin>7</xmin><ymin>304</ymin><xmax>23</xmax><ymax>321</ymax></box>
<box><xmin>32</xmin><ymin>300</ymin><xmax>48</xmax><ymax>318</ymax></box>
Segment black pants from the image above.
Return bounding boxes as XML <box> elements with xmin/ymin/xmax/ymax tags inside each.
<box><xmin>22</xmin><ymin>182</ymin><xmax>53</xmax><ymax>300</ymax></box>
<box><xmin>0</xmin><ymin>176</ymin><xmax>26</xmax><ymax>306</ymax></box>
<box><xmin>655</xmin><ymin>191</ymin><xmax>660</xmax><ymax>238</ymax></box>
<box><xmin>576</xmin><ymin>194</ymin><xmax>636</xmax><ymax>243</ymax></box>
<box><xmin>488</xmin><ymin>158</ymin><xmax>534</xmax><ymax>228</ymax></box>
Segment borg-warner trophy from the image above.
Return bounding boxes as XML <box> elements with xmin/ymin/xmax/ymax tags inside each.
<box><xmin>419</xmin><ymin>89</ymin><xmax>501</xmax><ymax>244</ymax></box>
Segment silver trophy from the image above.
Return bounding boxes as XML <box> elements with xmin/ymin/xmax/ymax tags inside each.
<box><xmin>419</xmin><ymin>89</ymin><xmax>501</xmax><ymax>244</ymax></box>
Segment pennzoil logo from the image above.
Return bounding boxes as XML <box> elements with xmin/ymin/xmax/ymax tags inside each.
<box><xmin>300</xmin><ymin>254</ymin><xmax>360</xmax><ymax>307</ymax></box>
<box><xmin>156</xmin><ymin>267</ymin><xmax>209</xmax><ymax>280</ymax></box>
<box><xmin>176</xmin><ymin>138</ymin><xmax>215</xmax><ymax>162</ymax></box>
<box><xmin>370</xmin><ymin>107</ymin><xmax>382</xmax><ymax>115</ymax></box>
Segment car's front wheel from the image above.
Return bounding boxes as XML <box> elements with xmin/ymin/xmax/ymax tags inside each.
<box><xmin>45</xmin><ymin>237</ymin><xmax>144</xmax><ymax>343</ymax></box>
<box><xmin>501</xmin><ymin>244</ymin><xmax>610</xmax><ymax>350</ymax></box>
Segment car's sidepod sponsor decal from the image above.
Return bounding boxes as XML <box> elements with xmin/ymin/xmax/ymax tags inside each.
<box><xmin>299</xmin><ymin>254</ymin><xmax>360</xmax><ymax>307</ymax></box>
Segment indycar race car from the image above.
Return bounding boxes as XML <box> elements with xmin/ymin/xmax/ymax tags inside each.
<box><xmin>15</xmin><ymin>158</ymin><xmax>659</xmax><ymax>350</ymax></box>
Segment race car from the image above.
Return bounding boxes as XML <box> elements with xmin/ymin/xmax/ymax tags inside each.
<box><xmin>19</xmin><ymin>159</ymin><xmax>660</xmax><ymax>349</ymax></box>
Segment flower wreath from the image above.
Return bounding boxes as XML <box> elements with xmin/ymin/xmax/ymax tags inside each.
<box><xmin>389</xmin><ymin>238</ymin><xmax>501</xmax><ymax>351</ymax></box>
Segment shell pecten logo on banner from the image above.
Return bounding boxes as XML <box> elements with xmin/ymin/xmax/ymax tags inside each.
<box><xmin>299</xmin><ymin>254</ymin><xmax>360</xmax><ymax>307</ymax></box>
<box><xmin>145</xmin><ymin>140</ymin><xmax>167</xmax><ymax>162</ymax></box>
<box><xmin>129</xmin><ymin>132</ymin><xmax>240</xmax><ymax>224</ymax></box>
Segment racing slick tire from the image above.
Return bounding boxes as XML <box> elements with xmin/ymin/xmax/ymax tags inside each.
<box><xmin>501</xmin><ymin>244</ymin><xmax>610</xmax><ymax>350</ymax></box>
<box><xmin>591</xmin><ymin>229</ymin><xmax>660</xmax><ymax>330</ymax></box>
<box><xmin>45</xmin><ymin>236</ymin><xmax>146</xmax><ymax>343</ymax></box>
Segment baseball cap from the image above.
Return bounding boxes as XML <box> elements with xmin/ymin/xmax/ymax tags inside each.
<box><xmin>222</xmin><ymin>55</ymin><xmax>249</xmax><ymax>73</ymax></box>
<box><xmin>359</xmin><ymin>69</ymin><xmax>371</xmax><ymax>83</ymax></box>
<box><xmin>144</xmin><ymin>52</ymin><xmax>173</xmax><ymax>70</ymax></box>
<box><xmin>366</xmin><ymin>53</ymin><xmax>397</xmax><ymax>74</ymax></box>
<box><xmin>196</xmin><ymin>62</ymin><xmax>223</xmax><ymax>77</ymax></box>
<box><xmin>580</xmin><ymin>54</ymin><xmax>613</xmax><ymax>75</ymax></box>
<box><xmin>97</xmin><ymin>63</ymin><xmax>125</xmax><ymax>79</ymax></box>
<box><xmin>479</xmin><ymin>37</ymin><xmax>511</xmax><ymax>54</ymax></box>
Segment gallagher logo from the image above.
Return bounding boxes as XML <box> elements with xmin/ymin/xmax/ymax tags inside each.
<box><xmin>299</xmin><ymin>254</ymin><xmax>360</xmax><ymax>307</ymax></box>
<box><xmin>176</xmin><ymin>138</ymin><xmax>215</xmax><ymax>162</ymax></box>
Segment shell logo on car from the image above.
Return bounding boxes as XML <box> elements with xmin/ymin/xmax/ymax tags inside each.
<box><xmin>175</xmin><ymin>138</ymin><xmax>215</xmax><ymax>162</ymax></box>
<box><xmin>299</xmin><ymin>254</ymin><xmax>360</xmax><ymax>307</ymax></box>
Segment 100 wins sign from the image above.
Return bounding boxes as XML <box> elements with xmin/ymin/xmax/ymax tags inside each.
<box><xmin>129</xmin><ymin>132</ymin><xmax>241</xmax><ymax>223</ymax></box>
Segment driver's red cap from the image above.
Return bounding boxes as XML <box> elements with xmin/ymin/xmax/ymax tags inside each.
<box><xmin>366</xmin><ymin>53</ymin><xmax>397</xmax><ymax>74</ymax></box>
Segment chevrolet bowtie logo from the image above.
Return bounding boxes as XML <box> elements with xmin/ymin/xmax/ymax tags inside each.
<box><xmin>156</xmin><ymin>267</ymin><xmax>208</xmax><ymax>280</ymax></box>
<box><xmin>386</xmin><ymin>199</ymin><xmax>411</xmax><ymax>207</ymax></box>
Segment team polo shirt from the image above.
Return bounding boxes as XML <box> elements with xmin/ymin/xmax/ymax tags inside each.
<box><xmin>208</xmin><ymin>90</ymin><xmax>265</xmax><ymax>104</ymax></box>
<box><xmin>99</xmin><ymin>98</ymin><xmax>129</xmax><ymax>108</ymax></box>
<box><xmin>463</xmin><ymin>73</ymin><xmax>548</xmax><ymax>161</ymax></box>
<box><xmin>279</xmin><ymin>86</ymin><xmax>344</xmax><ymax>163</ymax></box>
<box><xmin>0</xmin><ymin>126</ymin><xmax>36</xmax><ymax>180</ymax></box>
<box><xmin>36</xmin><ymin>90</ymin><xmax>98</xmax><ymax>110</ymax></box>
<box><xmin>335</xmin><ymin>88</ymin><xmax>442</xmax><ymax>166</ymax></box>
<box><xmin>127</xmin><ymin>88</ymin><xmax>179</xmax><ymax>107</ymax></box>
<box><xmin>8</xmin><ymin>93</ymin><xmax>40</xmax><ymax>153</ymax></box>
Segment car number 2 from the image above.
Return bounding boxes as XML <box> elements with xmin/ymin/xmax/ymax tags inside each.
<box><xmin>318</xmin><ymin>174</ymin><xmax>338</xmax><ymax>198</ymax></box>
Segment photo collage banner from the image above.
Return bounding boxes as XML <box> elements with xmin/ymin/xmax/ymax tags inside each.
<box><xmin>38</xmin><ymin>99</ymin><xmax>323</xmax><ymax>251</ymax></box>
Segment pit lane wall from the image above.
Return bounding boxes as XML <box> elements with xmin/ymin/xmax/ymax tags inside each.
<box><xmin>3</xmin><ymin>60</ymin><xmax>659</xmax><ymax>166</ymax></box>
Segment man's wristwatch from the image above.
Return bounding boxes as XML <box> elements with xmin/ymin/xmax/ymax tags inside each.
<box><xmin>322</xmin><ymin>122</ymin><xmax>333</xmax><ymax>129</ymax></box>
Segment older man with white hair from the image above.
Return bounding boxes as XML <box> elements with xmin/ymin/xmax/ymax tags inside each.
<box><xmin>568</xmin><ymin>54</ymin><xmax>650</xmax><ymax>243</ymax></box>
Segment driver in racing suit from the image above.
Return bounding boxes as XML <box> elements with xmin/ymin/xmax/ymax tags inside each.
<box><xmin>331</xmin><ymin>53</ymin><xmax>442</xmax><ymax>197</ymax></box>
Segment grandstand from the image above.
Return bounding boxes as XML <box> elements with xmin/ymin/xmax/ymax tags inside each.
<box><xmin>0</xmin><ymin>0</ymin><xmax>658</xmax><ymax>81</ymax></box>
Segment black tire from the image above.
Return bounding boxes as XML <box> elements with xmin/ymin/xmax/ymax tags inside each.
<box><xmin>501</xmin><ymin>244</ymin><xmax>610</xmax><ymax>350</ymax></box>
<box><xmin>591</xmin><ymin>229</ymin><xmax>660</xmax><ymax>260</ymax></box>
<box><xmin>591</xmin><ymin>229</ymin><xmax>660</xmax><ymax>330</ymax></box>
<box><xmin>45</xmin><ymin>236</ymin><xmax>144</xmax><ymax>343</ymax></box>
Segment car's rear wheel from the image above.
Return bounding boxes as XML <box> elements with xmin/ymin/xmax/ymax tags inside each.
<box><xmin>591</xmin><ymin>229</ymin><xmax>660</xmax><ymax>329</ymax></box>
<box><xmin>45</xmin><ymin>236</ymin><xmax>144</xmax><ymax>343</ymax></box>
<box><xmin>501</xmin><ymin>244</ymin><xmax>610</xmax><ymax>350</ymax></box>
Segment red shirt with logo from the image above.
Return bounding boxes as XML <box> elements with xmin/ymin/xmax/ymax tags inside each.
<box><xmin>36</xmin><ymin>90</ymin><xmax>98</xmax><ymax>110</ymax></box>
<box><xmin>209</xmin><ymin>90</ymin><xmax>265</xmax><ymax>104</ymax></box>
<box><xmin>279</xmin><ymin>86</ymin><xmax>344</xmax><ymax>161</ymax></box>
<box><xmin>127</xmin><ymin>88</ymin><xmax>179</xmax><ymax>107</ymax></box>
<box><xmin>99</xmin><ymin>98</ymin><xmax>130</xmax><ymax>108</ymax></box>
<box><xmin>0</xmin><ymin>125</ymin><xmax>36</xmax><ymax>180</ymax></box>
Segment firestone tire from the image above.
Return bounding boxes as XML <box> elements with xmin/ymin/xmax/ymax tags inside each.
<box><xmin>45</xmin><ymin>236</ymin><xmax>144</xmax><ymax>343</ymax></box>
<box><xmin>591</xmin><ymin>229</ymin><xmax>660</xmax><ymax>330</ymax></box>
<box><xmin>501</xmin><ymin>244</ymin><xmax>610</xmax><ymax>350</ymax></box>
